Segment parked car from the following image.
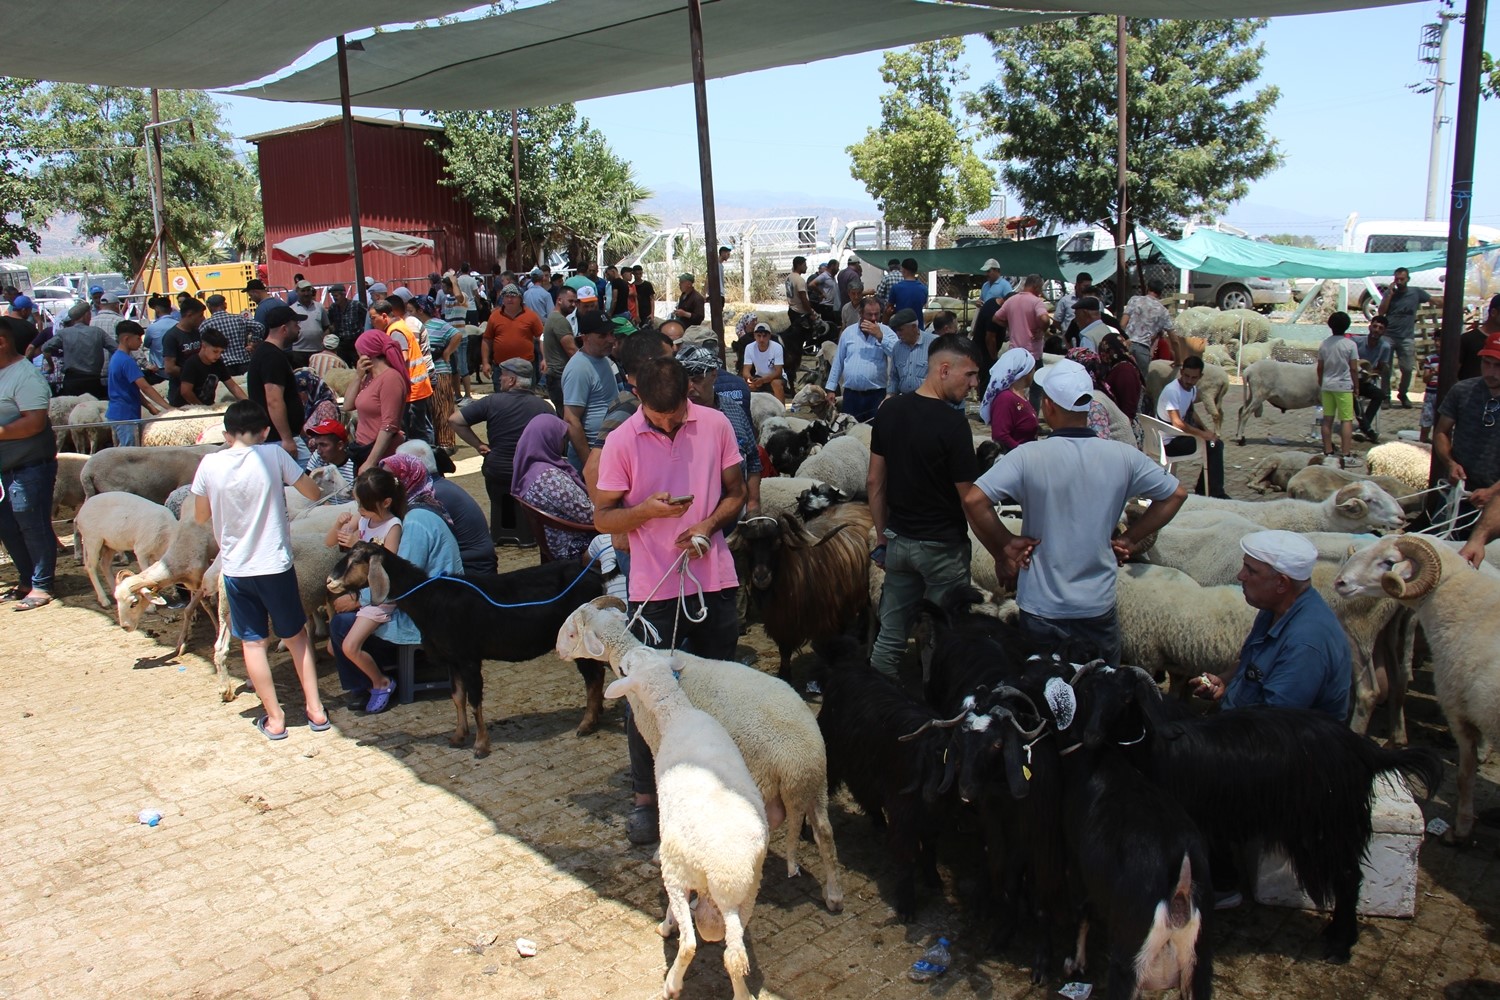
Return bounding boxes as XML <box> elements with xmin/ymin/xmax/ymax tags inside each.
<box><xmin>1339</xmin><ymin>215</ymin><xmax>1500</xmax><ymax>319</ymax></box>
<box><xmin>40</xmin><ymin>272</ymin><xmax>130</xmax><ymax>295</ymax></box>
<box><xmin>1060</xmin><ymin>227</ymin><xmax>1290</xmax><ymax>314</ymax></box>
<box><xmin>29</xmin><ymin>285</ymin><xmax>77</xmax><ymax>326</ymax></box>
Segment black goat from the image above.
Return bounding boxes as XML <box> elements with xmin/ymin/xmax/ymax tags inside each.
<box><xmin>764</xmin><ymin>421</ymin><xmax>834</xmax><ymax>477</ymax></box>
<box><xmin>1073</xmin><ymin>662</ymin><xmax>1445</xmax><ymax>963</ymax></box>
<box><xmin>975</xmin><ymin>439</ymin><xmax>1003</xmax><ymax>476</ymax></box>
<box><xmin>794</xmin><ymin>482</ymin><xmax>848</xmax><ymax>520</ymax></box>
<box><xmin>816</xmin><ymin>639</ymin><xmax>959</xmax><ymax>922</ymax></box>
<box><xmin>326</xmin><ymin>542</ymin><xmax>607</xmax><ymax>758</ymax></box>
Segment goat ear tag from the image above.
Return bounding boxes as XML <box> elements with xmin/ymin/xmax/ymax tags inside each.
<box><xmin>1022</xmin><ymin>765</ymin><xmax>1032</xmax><ymax>781</ymax></box>
<box><xmin>1045</xmin><ymin>677</ymin><xmax>1076</xmax><ymax>730</ymax></box>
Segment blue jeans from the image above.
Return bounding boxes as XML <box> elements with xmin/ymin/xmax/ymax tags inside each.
<box><xmin>1018</xmin><ymin>606</ymin><xmax>1121</xmax><ymax>666</ymax></box>
<box><xmin>870</xmin><ymin>533</ymin><xmax>972</xmax><ymax>677</ymax></box>
<box><xmin>0</xmin><ymin>458</ymin><xmax>58</xmax><ymax>595</ymax></box>
<box><xmin>329</xmin><ymin>610</ymin><xmax>401</xmax><ymax>693</ymax></box>
<box><xmin>839</xmin><ymin>387</ymin><xmax>885</xmax><ymax>425</ymax></box>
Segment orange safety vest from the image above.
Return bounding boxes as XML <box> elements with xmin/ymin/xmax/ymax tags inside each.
<box><xmin>395</xmin><ymin>319</ymin><xmax>433</xmax><ymax>402</ymax></box>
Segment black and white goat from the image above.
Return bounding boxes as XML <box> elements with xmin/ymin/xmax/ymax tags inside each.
<box><xmin>816</xmin><ymin>639</ymin><xmax>959</xmax><ymax>922</ymax></box>
<box><xmin>1071</xmin><ymin>661</ymin><xmax>1445</xmax><ymax>963</ymax></box>
<box><xmin>326</xmin><ymin>542</ymin><xmax>607</xmax><ymax>757</ymax></box>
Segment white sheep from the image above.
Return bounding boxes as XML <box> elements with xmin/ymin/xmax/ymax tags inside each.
<box><xmin>67</xmin><ymin>398</ymin><xmax>112</xmax><ymax>454</ymax></box>
<box><xmin>1235</xmin><ymin>337</ymin><xmax>1284</xmax><ymax>368</ymax></box>
<box><xmin>1234</xmin><ymin>358</ymin><xmax>1320</xmax><ymax>445</ymax></box>
<box><xmin>48</xmin><ymin>393</ymin><xmax>94</xmax><ymax>451</ymax></box>
<box><xmin>81</xmin><ymin>444</ymin><xmax>219</xmax><ymax>505</ymax></box>
<box><xmin>1287</xmin><ymin>464</ymin><xmax>1424</xmax><ymax>518</ymax></box>
<box><xmin>556</xmin><ymin>597</ymin><xmax>843</xmax><ymax>912</ymax></box>
<box><xmin>842</xmin><ymin>421</ymin><xmax>873</xmax><ymax>448</ymax></box>
<box><xmin>1178</xmin><ymin>481</ymin><xmax>1406</xmax><ymax>534</ymax></box>
<box><xmin>759</xmin><ymin>476</ymin><xmax>831</xmax><ymax>519</ymax></box>
<box><xmin>284</xmin><ymin>464</ymin><xmax>346</xmax><ymax>518</ymax></box>
<box><xmin>1146</xmin><ymin>360</ymin><xmax>1230</xmax><ymax>433</ymax></box>
<box><xmin>113</xmin><ymin>516</ymin><xmax>223</xmax><ymax>684</ymax></box>
<box><xmin>1365</xmin><ymin>440</ymin><xmax>1435</xmax><ymax>495</ymax></box>
<box><xmin>787</xmin><ymin>382</ymin><xmax>834</xmax><ymax>421</ymax></box>
<box><xmin>796</xmin><ymin>435</ymin><xmax>869</xmax><ymax>500</ymax></box>
<box><xmin>1116</xmin><ymin>563</ymin><xmax>1256</xmax><ymax>688</ymax></box>
<box><xmin>749</xmin><ymin>390</ymin><xmax>784</xmax><ymax>434</ymax></box>
<box><xmin>321</xmin><ymin>366</ymin><xmax>358</xmax><ymax>400</ymax></box>
<box><xmin>1246</xmin><ymin>450</ymin><xmax>1321</xmax><ymax>493</ymax></box>
<box><xmin>1335</xmin><ymin>536</ymin><xmax>1500</xmax><ymax>841</ymax></box>
<box><xmin>143</xmin><ymin>405</ymin><xmax>229</xmax><ymax>447</ymax></box>
<box><xmin>1173</xmin><ymin>305</ymin><xmax>1271</xmax><ymax>346</ymax></box>
<box><xmin>604</xmin><ymin>651</ymin><xmax>767</xmax><ymax>1000</ymax></box>
<box><xmin>52</xmin><ymin>453</ymin><xmax>89</xmax><ymax>519</ymax></box>
<box><xmin>756</xmin><ymin>413</ymin><xmax>813</xmax><ymax>447</ymax></box>
<box><xmin>73</xmin><ymin>493</ymin><xmax>177</xmax><ymax>608</ymax></box>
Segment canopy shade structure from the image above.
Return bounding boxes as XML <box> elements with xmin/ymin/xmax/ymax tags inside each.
<box><xmin>2</xmin><ymin>1</ymin><xmax>473</xmax><ymax>90</ymax></box>
<box><xmin>271</xmin><ymin>227</ymin><xmax>435</xmax><ymax>266</ymax></box>
<box><xmin>959</xmin><ymin>0</ymin><xmax>1420</xmax><ymax>15</ymax></box>
<box><xmin>1143</xmin><ymin>227</ymin><xmax>1492</xmax><ymax>279</ymax></box>
<box><xmin>862</xmin><ymin>237</ymin><xmax>1069</xmax><ymax>282</ymax></box>
<box><xmin>231</xmin><ymin>0</ymin><xmax>1062</xmax><ymax>110</ymax></box>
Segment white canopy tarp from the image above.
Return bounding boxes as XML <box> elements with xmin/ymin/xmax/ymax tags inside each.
<box><xmin>272</xmin><ymin>227</ymin><xmax>435</xmax><ymax>265</ymax></box>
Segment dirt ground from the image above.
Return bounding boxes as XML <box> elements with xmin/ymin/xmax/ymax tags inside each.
<box><xmin>4</xmin><ymin>381</ymin><xmax>1500</xmax><ymax>1000</ymax></box>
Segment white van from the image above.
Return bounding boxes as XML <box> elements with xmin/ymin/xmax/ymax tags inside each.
<box><xmin>0</xmin><ymin>262</ymin><xmax>33</xmax><ymax>297</ymax></box>
<box><xmin>1340</xmin><ymin>214</ymin><xmax>1500</xmax><ymax>318</ymax></box>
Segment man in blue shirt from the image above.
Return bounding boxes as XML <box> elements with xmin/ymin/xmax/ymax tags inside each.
<box><xmin>979</xmin><ymin>258</ymin><xmax>1013</xmax><ymax>306</ymax></box>
<box><xmin>1192</xmin><ymin>530</ymin><xmax>1350</xmax><ymax>720</ymax></box>
<box><xmin>886</xmin><ymin>309</ymin><xmax>936</xmax><ymax>397</ymax></box>
<box><xmin>1356</xmin><ymin>316</ymin><xmax>1394</xmax><ymax>444</ymax></box>
<box><xmin>825</xmin><ymin>297</ymin><xmax>893</xmax><ymax>423</ymax></box>
<box><xmin>143</xmin><ymin>295</ymin><xmax>177</xmax><ymax>382</ymax></box>
<box><xmin>884</xmin><ymin>258</ymin><xmax>928</xmax><ymax>321</ymax></box>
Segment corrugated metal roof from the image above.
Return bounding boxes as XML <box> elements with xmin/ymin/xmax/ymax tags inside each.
<box><xmin>243</xmin><ymin>115</ymin><xmax>444</xmax><ymax>144</ymax></box>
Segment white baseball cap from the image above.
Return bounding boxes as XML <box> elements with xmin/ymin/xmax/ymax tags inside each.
<box><xmin>1036</xmin><ymin>359</ymin><xmax>1094</xmax><ymax>412</ymax></box>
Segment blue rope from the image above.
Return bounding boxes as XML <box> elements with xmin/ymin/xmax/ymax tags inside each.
<box><xmin>384</xmin><ymin>551</ymin><xmax>603</xmax><ymax>608</ymax></box>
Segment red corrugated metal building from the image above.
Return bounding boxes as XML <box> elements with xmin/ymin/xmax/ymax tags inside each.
<box><xmin>248</xmin><ymin>116</ymin><xmax>498</xmax><ymax>290</ymax></box>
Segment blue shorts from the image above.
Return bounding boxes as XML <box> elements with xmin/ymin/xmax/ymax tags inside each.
<box><xmin>223</xmin><ymin>567</ymin><xmax>307</xmax><ymax>642</ymax></box>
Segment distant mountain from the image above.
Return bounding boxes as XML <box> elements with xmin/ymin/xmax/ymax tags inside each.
<box><xmin>641</xmin><ymin>183</ymin><xmax>880</xmax><ymax>229</ymax></box>
<box><xmin>13</xmin><ymin>215</ymin><xmax>104</xmax><ymax>261</ymax></box>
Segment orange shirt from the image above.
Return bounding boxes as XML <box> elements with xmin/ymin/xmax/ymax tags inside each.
<box><xmin>484</xmin><ymin>308</ymin><xmax>543</xmax><ymax>365</ymax></box>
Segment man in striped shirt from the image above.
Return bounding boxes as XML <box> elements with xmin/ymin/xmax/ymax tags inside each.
<box><xmin>825</xmin><ymin>297</ymin><xmax>894</xmax><ymax>423</ymax></box>
<box><xmin>201</xmin><ymin>294</ymin><xmax>259</xmax><ymax>377</ymax></box>
<box><xmin>303</xmin><ymin>418</ymin><xmax>356</xmax><ymax>502</ymax></box>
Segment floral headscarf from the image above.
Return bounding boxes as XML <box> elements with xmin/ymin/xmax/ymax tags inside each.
<box><xmin>380</xmin><ymin>453</ymin><xmax>451</xmax><ymax>526</ymax></box>
<box><xmin>979</xmin><ymin>347</ymin><xmax>1036</xmax><ymax>424</ymax></box>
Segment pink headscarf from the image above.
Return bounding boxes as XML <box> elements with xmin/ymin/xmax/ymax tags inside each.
<box><xmin>356</xmin><ymin>329</ymin><xmax>408</xmax><ymax>384</ymax></box>
<box><xmin>380</xmin><ymin>453</ymin><xmax>451</xmax><ymax>525</ymax></box>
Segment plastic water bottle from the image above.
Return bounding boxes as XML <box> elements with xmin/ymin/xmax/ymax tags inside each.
<box><xmin>908</xmin><ymin>937</ymin><xmax>951</xmax><ymax>982</ymax></box>
<box><xmin>1310</xmin><ymin>404</ymin><xmax>1324</xmax><ymax>442</ymax></box>
<box><xmin>137</xmin><ymin>809</ymin><xmax>162</xmax><ymax>827</ymax></box>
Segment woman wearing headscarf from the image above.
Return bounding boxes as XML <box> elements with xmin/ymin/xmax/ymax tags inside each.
<box><xmin>1098</xmin><ymin>332</ymin><xmax>1144</xmax><ymax>420</ymax></box>
<box><xmin>511</xmin><ymin>413</ymin><xmax>596</xmax><ymax>560</ymax></box>
<box><xmin>344</xmin><ymin>330</ymin><xmax>408</xmax><ymax>473</ymax></box>
<box><xmin>980</xmin><ymin>347</ymin><xmax>1038</xmax><ymax>452</ymax></box>
<box><xmin>1068</xmin><ymin>346</ymin><xmax>1115</xmax><ymax>440</ymax></box>
<box><xmin>380</xmin><ymin>452</ymin><xmax>452</xmax><ymax>527</ymax></box>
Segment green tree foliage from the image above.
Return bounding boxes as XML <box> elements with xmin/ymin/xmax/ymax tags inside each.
<box><xmin>1264</xmin><ymin>233</ymin><xmax>1320</xmax><ymax>249</ymax></box>
<box><xmin>847</xmin><ymin>39</ymin><xmax>994</xmax><ymax>240</ymax></box>
<box><xmin>1482</xmin><ymin>51</ymin><xmax>1500</xmax><ymax>100</ymax></box>
<box><xmin>971</xmin><ymin>18</ymin><xmax>1280</xmax><ymax>234</ymax></box>
<box><xmin>0</xmin><ymin>78</ymin><xmax>48</xmax><ymax>257</ymax></box>
<box><xmin>15</xmin><ymin>83</ymin><xmax>259</xmax><ymax>275</ymax></box>
<box><xmin>427</xmin><ymin>105</ymin><xmax>657</xmax><ymax>263</ymax></box>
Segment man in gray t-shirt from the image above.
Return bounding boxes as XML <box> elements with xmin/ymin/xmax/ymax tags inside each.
<box><xmin>967</xmin><ymin>359</ymin><xmax>1187</xmax><ymax>663</ymax></box>
<box><xmin>561</xmin><ymin>311</ymin><xmax>619</xmax><ymax>468</ymax></box>
<box><xmin>1377</xmin><ymin>267</ymin><xmax>1432</xmax><ymax>407</ymax></box>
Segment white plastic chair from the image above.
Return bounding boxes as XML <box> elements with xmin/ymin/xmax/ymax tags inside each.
<box><xmin>1139</xmin><ymin>413</ymin><xmax>1206</xmax><ymax>473</ymax></box>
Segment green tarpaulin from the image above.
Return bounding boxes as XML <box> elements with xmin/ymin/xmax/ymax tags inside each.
<box><xmin>1143</xmin><ymin>227</ymin><xmax>1490</xmax><ymax>279</ymax></box>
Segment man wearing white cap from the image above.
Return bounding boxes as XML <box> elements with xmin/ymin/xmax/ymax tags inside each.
<box><xmin>979</xmin><ymin>259</ymin><xmax>1012</xmax><ymax>305</ymax></box>
<box><xmin>1191</xmin><ymin>530</ymin><xmax>1350</xmax><ymax>719</ymax></box>
<box><xmin>966</xmin><ymin>358</ymin><xmax>1188</xmax><ymax>662</ymax></box>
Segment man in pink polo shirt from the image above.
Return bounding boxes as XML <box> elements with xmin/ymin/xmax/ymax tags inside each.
<box><xmin>594</xmin><ymin>355</ymin><xmax>748</xmax><ymax>845</ymax></box>
<box><xmin>995</xmin><ymin>273</ymin><xmax>1052</xmax><ymax>359</ymax></box>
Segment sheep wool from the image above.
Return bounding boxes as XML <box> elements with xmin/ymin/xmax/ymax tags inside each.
<box><xmin>796</xmin><ymin>435</ymin><xmax>870</xmax><ymax>500</ymax></box>
<box><xmin>1179</xmin><ymin>481</ymin><xmax>1405</xmax><ymax>535</ymax></box>
<box><xmin>73</xmin><ymin>493</ymin><xmax>178</xmax><ymax>609</ymax></box>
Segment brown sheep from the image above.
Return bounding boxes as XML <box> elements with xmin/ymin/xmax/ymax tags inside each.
<box><xmin>729</xmin><ymin>502</ymin><xmax>876</xmax><ymax>677</ymax></box>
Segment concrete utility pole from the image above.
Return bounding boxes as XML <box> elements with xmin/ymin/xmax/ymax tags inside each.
<box><xmin>1115</xmin><ymin>16</ymin><xmax>1129</xmax><ymax>299</ymax></box>
<box><xmin>1417</xmin><ymin>11</ymin><xmax>1458</xmax><ymax>221</ymax></box>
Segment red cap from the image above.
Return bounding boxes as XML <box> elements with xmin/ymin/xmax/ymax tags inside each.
<box><xmin>305</xmin><ymin>419</ymin><xmax>348</xmax><ymax>441</ymax></box>
<box><xmin>1479</xmin><ymin>332</ymin><xmax>1500</xmax><ymax>361</ymax></box>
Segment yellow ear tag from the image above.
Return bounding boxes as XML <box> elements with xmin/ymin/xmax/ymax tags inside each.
<box><xmin>1022</xmin><ymin>765</ymin><xmax>1032</xmax><ymax>781</ymax></box>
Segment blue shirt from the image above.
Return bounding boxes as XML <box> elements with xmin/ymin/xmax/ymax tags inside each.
<box><xmin>106</xmin><ymin>349</ymin><xmax>145</xmax><ymax>420</ymax></box>
<box><xmin>523</xmin><ymin>284</ymin><xmax>553</xmax><ymax>321</ymax></box>
<box><xmin>144</xmin><ymin>315</ymin><xmax>175</xmax><ymax>369</ymax></box>
<box><xmin>253</xmin><ymin>297</ymin><xmax>283</xmax><ymax>330</ymax></box>
<box><xmin>562</xmin><ymin>351</ymin><xmax>618</xmax><ymax>461</ymax></box>
<box><xmin>712</xmin><ymin>370</ymin><xmax>762</xmax><ymax>476</ymax></box>
<box><xmin>368</xmin><ymin>508</ymin><xmax>463</xmax><ymax>646</ymax></box>
<box><xmin>1225</xmin><ymin>586</ymin><xmax>1351</xmax><ymax>720</ymax></box>
<box><xmin>1361</xmin><ymin>334</ymin><xmax>1394</xmax><ymax>372</ymax></box>
<box><xmin>981</xmin><ymin>277</ymin><xmax>1013</xmax><ymax>304</ymax></box>
<box><xmin>888</xmin><ymin>329</ymin><xmax>937</xmax><ymax>396</ymax></box>
<box><xmin>826</xmin><ymin>323</ymin><xmax>894</xmax><ymax>392</ymax></box>
<box><xmin>885</xmin><ymin>279</ymin><xmax>929</xmax><ymax>317</ymax></box>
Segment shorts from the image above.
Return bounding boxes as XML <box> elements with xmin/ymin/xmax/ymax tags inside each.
<box><xmin>224</xmin><ymin>567</ymin><xmax>308</xmax><ymax>642</ymax></box>
<box><xmin>356</xmin><ymin>602</ymin><xmax>395</xmax><ymax>624</ymax></box>
<box><xmin>1320</xmin><ymin>390</ymin><xmax>1355</xmax><ymax>423</ymax></box>
<box><xmin>112</xmin><ymin>420</ymin><xmax>141</xmax><ymax>447</ymax></box>
<box><xmin>1421</xmin><ymin>396</ymin><xmax>1437</xmax><ymax>430</ymax></box>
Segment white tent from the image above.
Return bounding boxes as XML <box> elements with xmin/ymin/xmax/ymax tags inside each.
<box><xmin>272</xmin><ymin>227</ymin><xmax>435</xmax><ymax>265</ymax></box>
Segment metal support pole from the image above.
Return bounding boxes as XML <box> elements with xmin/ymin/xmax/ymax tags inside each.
<box><xmin>1114</xmin><ymin>16</ymin><xmax>1128</xmax><ymax>303</ymax></box>
<box><xmin>336</xmin><ymin>36</ymin><xmax>367</xmax><ymax>304</ymax></box>
<box><xmin>687</xmin><ymin>0</ymin><xmax>725</xmax><ymax>352</ymax></box>
<box><xmin>149</xmin><ymin>89</ymin><xmax>168</xmax><ymax>295</ymax></box>
<box><xmin>1432</xmin><ymin>0</ymin><xmax>1485</xmax><ymax>488</ymax></box>
<box><xmin>511</xmin><ymin>108</ymin><xmax>524</xmax><ymax>266</ymax></box>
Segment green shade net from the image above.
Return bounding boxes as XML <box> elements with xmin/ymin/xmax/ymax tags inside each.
<box><xmin>1142</xmin><ymin>227</ymin><xmax>1490</xmax><ymax>279</ymax></box>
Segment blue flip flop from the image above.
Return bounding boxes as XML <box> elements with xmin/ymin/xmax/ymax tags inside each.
<box><xmin>308</xmin><ymin>713</ymin><xmax>332</xmax><ymax>732</ymax></box>
<box><xmin>254</xmin><ymin>716</ymin><xmax>289</xmax><ymax>741</ymax></box>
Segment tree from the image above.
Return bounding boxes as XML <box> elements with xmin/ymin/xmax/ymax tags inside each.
<box><xmin>0</xmin><ymin>78</ymin><xmax>48</xmax><ymax>257</ymax></box>
<box><xmin>427</xmin><ymin>105</ymin><xmax>657</xmax><ymax>265</ymax></box>
<box><xmin>971</xmin><ymin>18</ymin><xmax>1280</xmax><ymax>237</ymax></box>
<box><xmin>1265</xmin><ymin>233</ymin><xmax>1320</xmax><ymax>249</ymax></box>
<box><xmin>846</xmin><ymin>40</ymin><xmax>994</xmax><ymax>241</ymax></box>
<box><xmin>17</xmin><ymin>83</ymin><xmax>258</xmax><ymax>275</ymax></box>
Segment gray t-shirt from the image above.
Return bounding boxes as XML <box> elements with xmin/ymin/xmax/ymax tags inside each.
<box><xmin>1317</xmin><ymin>335</ymin><xmax>1360</xmax><ymax>392</ymax></box>
<box><xmin>458</xmin><ymin>389</ymin><xmax>553</xmax><ymax>483</ymax></box>
<box><xmin>541</xmin><ymin>310</ymin><xmax>575</xmax><ymax>378</ymax></box>
<box><xmin>975</xmin><ymin>432</ymin><xmax>1180</xmax><ymax>618</ymax></box>
<box><xmin>562</xmin><ymin>351</ymin><xmax>618</xmax><ymax>447</ymax></box>
<box><xmin>0</xmin><ymin>358</ymin><xmax>56</xmax><ymax>471</ymax></box>
<box><xmin>1381</xmin><ymin>285</ymin><xmax>1431</xmax><ymax>340</ymax></box>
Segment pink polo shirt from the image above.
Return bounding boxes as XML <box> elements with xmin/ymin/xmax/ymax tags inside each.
<box><xmin>596</xmin><ymin>402</ymin><xmax>742</xmax><ymax>602</ymax></box>
<box><xmin>996</xmin><ymin>290</ymin><xmax>1051</xmax><ymax>358</ymax></box>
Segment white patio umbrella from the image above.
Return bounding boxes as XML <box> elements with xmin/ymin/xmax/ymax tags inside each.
<box><xmin>271</xmin><ymin>227</ymin><xmax>435</xmax><ymax>265</ymax></box>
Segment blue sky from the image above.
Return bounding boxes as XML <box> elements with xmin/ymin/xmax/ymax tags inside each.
<box><xmin>215</xmin><ymin>2</ymin><xmax>1499</xmax><ymax>244</ymax></box>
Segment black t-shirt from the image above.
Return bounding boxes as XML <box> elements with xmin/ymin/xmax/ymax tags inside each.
<box><xmin>162</xmin><ymin>324</ymin><xmax>200</xmax><ymax>369</ymax></box>
<box><xmin>246</xmin><ymin>341</ymin><xmax>303</xmax><ymax>442</ymax></box>
<box><xmin>870</xmin><ymin>392</ymin><xmax>979</xmax><ymax>543</ymax></box>
<box><xmin>173</xmin><ymin>352</ymin><xmax>230</xmax><ymax>406</ymax></box>
<box><xmin>609</xmin><ymin>277</ymin><xmax>631</xmax><ymax>317</ymax></box>
<box><xmin>1458</xmin><ymin>326</ymin><xmax>1488</xmax><ymax>382</ymax></box>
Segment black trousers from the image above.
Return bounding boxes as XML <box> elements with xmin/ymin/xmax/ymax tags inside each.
<box><xmin>1358</xmin><ymin>378</ymin><xmax>1386</xmax><ymax>434</ymax></box>
<box><xmin>1165</xmin><ymin>435</ymin><xmax>1226</xmax><ymax>498</ymax></box>
<box><xmin>483</xmin><ymin>470</ymin><xmax>533</xmax><ymax>544</ymax></box>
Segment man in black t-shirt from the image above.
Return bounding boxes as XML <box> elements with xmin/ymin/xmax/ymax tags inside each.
<box><xmin>161</xmin><ymin>298</ymin><xmax>206</xmax><ymax>403</ymax></box>
<box><xmin>631</xmin><ymin>266</ymin><xmax>655</xmax><ymax>327</ymax></box>
<box><xmin>175</xmin><ymin>329</ymin><xmax>247</xmax><ymax>407</ymax></box>
<box><xmin>866</xmin><ymin>334</ymin><xmax>1035</xmax><ymax>677</ymax></box>
<box><xmin>246</xmin><ymin>305</ymin><xmax>305</xmax><ymax>459</ymax></box>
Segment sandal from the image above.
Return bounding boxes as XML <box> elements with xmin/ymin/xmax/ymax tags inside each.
<box><xmin>254</xmin><ymin>716</ymin><xmax>289</xmax><ymax>741</ymax></box>
<box><xmin>308</xmin><ymin>712</ymin><xmax>333</xmax><ymax>732</ymax></box>
<box><xmin>12</xmin><ymin>594</ymin><xmax>51</xmax><ymax>612</ymax></box>
<box><xmin>0</xmin><ymin>587</ymin><xmax>25</xmax><ymax>603</ymax></box>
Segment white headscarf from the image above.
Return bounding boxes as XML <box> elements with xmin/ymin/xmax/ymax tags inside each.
<box><xmin>979</xmin><ymin>348</ymin><xmax>1037</xmax><ymax>424</ymax></box>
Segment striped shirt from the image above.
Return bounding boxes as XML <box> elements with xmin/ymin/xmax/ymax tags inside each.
<box><xmin>873</xmin><ymin>268</ymin><xmax>902</xmax><ymax>305</ymax></box>
<box><xmin>888</xmin><ymin>329</ymin><xmax>937</xmax><ymax>396</ymax></box>
<box><xmin>827</xmin><ymin>323</ymin><xmax>894</xmax><ymax>393</ymax></box>
<box><xmin>202</xmin><ymin>311</ymin><xmax>258</xmax><ymax>367</ymax></box>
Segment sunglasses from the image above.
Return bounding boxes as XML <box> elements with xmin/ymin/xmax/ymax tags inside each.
<box><xmin>1484</xmin><ymin>396</ymin><xmax>1500</xmax><ymax>428</ymax></box>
